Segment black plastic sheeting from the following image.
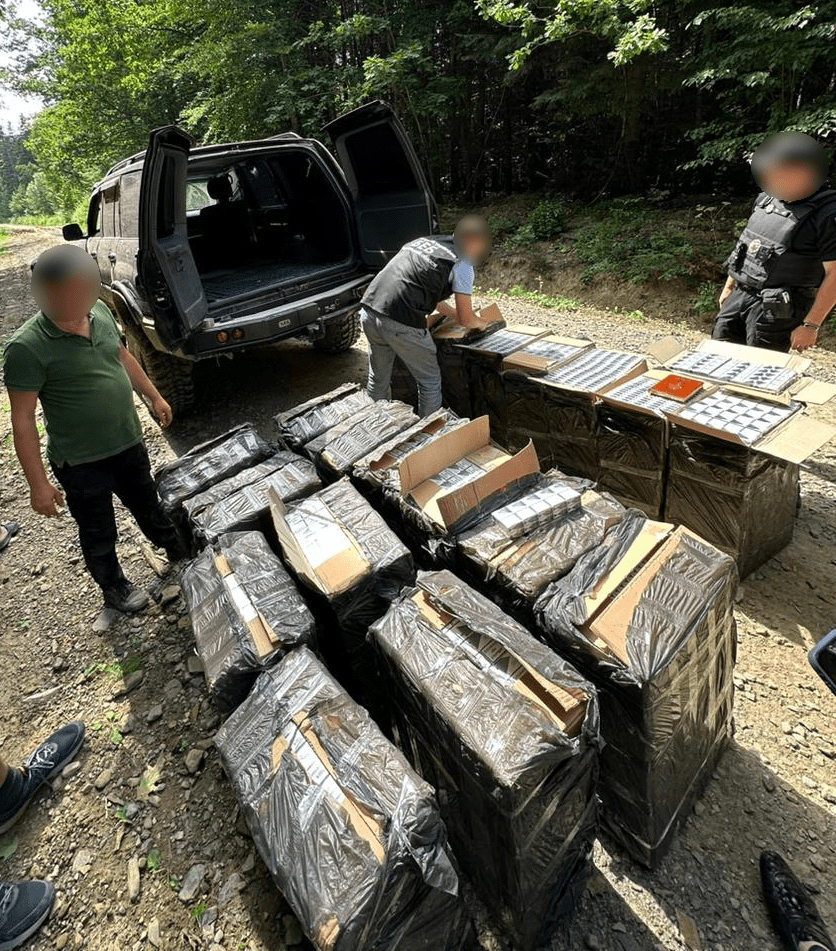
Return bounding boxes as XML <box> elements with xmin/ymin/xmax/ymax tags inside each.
<box><xmin>275</xmin><ymin>479</ymin><xmax>414</xmax><ymax>710</ymax></box>
<box><xmin>181</xmin><ymin>531</ymin><xmax>315</xmax><ymax>711</ymax></box>
<box><xmin>155</xmin><ymin>423</ymin><xmax>273</xmax><ymax>514</ymax></box>
<box><xmin>215</xmin><ymin>647</ymin><xmax>475</xmax><ymax>951</ymax></box>
<box><xmin>275</xmin><ymin>383</ymin><xmax>374</xmax><ymax>452</ymax></box>
<box><xmin>369</xmin><ymin>570</ymin><xmax>600</xmax><ymax>951</ymax></box>
<box><xmin>457</xmin><ymin>472</ymin><xmax>626</xmax><ymax>619</ymax></box>
<box><xmin>304</xmin><ymin>400</ymin><xmax>420</xmax><ymax>479</ymax></box>
<box><xmin>665</xmin><ymin>425</ymin><xmax>799</xmax><ymax>578</ymax></box>
<box><xmin>596</xmin><ymin>404</ymin><xmax>668</xmax><ymax>518</ymax></box>
<box><xmin>535</xmin><ymin>511</ymin><xmax>738</xmax><ymax>867</ymax></box>
<box><xmin>183</xmin><ymin>452</ymin><xmax>321</xmax><ymax>545</ymax></box>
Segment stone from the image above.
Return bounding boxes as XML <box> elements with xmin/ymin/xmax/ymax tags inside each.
<box><xmin>585</xmin><ymin>936</ymin><xmax>603</xmax><ymax>950</ymax></box>
<box><xmin>94</xmin><ymin>768</ymin><xmax>114</xmax><ymax>791</ymax></box>
<box><xmin>71</xmin><ymin>848</ymin><xmax>93</xmax><ymax>875</ymax></box>
<box><xmin>93</xmin><ymin>608</ymin><xmax>121</xmax><ymax>633</ymax></box>
<box><xmin>186</xmin><ymin>655</ymin><xmax>204</xmax><ymax>676</ymax></box>
<box><xmin>112</xmin><ymin>670</ymin><xmax>144</xmax><ymax>699</ymax></box>
<box><xmin>185</xmin><ymin>748</ymin><xmax>205</xmax><ymax>774</ymax></box>
<box><xmin>62</xmin><ymin>761</ymin><xmax>82</xmax><ymax>780</ymax></box>
<box><xmin>161</xmin><ymin>585</ymin><xmax>181</xmax><ymax>606</ymax></box>
<box><xmin>762</xmin><ymin>775</ymin><xmax>776</xmax><ymax>793</ymax></box>
<box><xmin>146</xmin><ymin>704</ymin><xmax>163</xmax><ymax>724</ymax></box>
<box><xmin>147</xmin><ymin>918</ymin><xmax>161</xmax><ymax>948</ymax></box>
<box><xmin>127</xmin><ymin>856</ymin><xmax>141</xmax><ymax>902</ymax></box>
<box><xmin>178</xmin><ymin>863</ymin><xmax>206</xmax><ymax>902</ymax></box>
<box><xmin>676</xmin><ymin>910</ymin><xmax>702</xmax><ymax>951</ymax></box>
<box><xmin>218</xmin><ymin>872</ymin><xmax>247</xmax><ymax>907</ymax></box>
<box><xmin>55</xmin><ymin>935</ymin><xmax>70</xmax><ymax>950</ymax></box>
<box><xmin>282</xmin><ymin>914</ymin><xmax>304</xmax><ymax>947</ymax></box>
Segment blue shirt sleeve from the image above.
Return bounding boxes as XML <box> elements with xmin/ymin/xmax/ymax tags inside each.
<box><xmin>450</xmin><ymin>260</ymin><xmax>474</xmax><ymax>295</ymax></box>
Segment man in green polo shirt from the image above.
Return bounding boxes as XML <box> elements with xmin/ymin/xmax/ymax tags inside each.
<box><xmin>3</xmin><ymin>244</ymin><xmax>183</xmax><ymax>613</ymax></box>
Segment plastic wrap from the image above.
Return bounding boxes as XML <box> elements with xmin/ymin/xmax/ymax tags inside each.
<box><xmin>274</xmin><ymin>383</ymin><xmax>374</xmax><ymax>451</ymax></box>
<box><xmin>272</xmin><ymin>479</ymin><xmax>414</xmax><ymax>707</ymax></box>
<box><xmin>534</xmin><ymin>512</ymin><xmax>738</xmax><ymax>866</ymax></box>
<box><xmin>181</xmin><ymin>531</ymin><xmax>315</xmax><ymax>711</ymax></box>
<box><xmin>596</xmin><ymin>404</ymin><xmax>668</xmax><ymax>518</ymax></box>
<box><xmin>215</xmin><ymin>647</ymin><xmax>474</xmax><ymax>951</ymax></box>
<box><xmin>155</xmin><ymin>424</ymin><xmax>273</xmax><ymax>514</ymax></box>
<box><xmin>183</xmin><ymin>452</ymin><xmax>321</xmax><ymax>545</ymax></box>
<box><xmin>665</xmin><ymin>424</ymin><xmax>798</xmax><ymax>578</ymax></box>
<box><xmin>303</xmin><ymin>400</ymin><xmax>420</xmax><ymax>479</ymax></box>
<box><xmin>457</xmin><ymin>472</ymin><xmax>626</xmax><ymax>615</ymax></box>
<box><xmin>368</xmin><ymin>570</ymin><xmax>599</xmax><ymax>950</ymax></box>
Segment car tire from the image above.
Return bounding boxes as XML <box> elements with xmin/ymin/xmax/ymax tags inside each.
<box><xmin>312</xmin><ymin>310</ymin><xmax>361</xmax><ymax>354</ymax></box>
<box><xmin>124</xmin><ymin>323</ymin><xmax>196</xmax><ymax>416</ymax></box>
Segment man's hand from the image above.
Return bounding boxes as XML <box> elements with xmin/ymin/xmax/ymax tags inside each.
<box><xmin>790</xmin><ymin>325</ymin><xmax>819</xmax><ymax>353</ymax></box>
<box><xmin>151</xmin><ymin>396</ymin><xmax>173</xmax><ymax>427</ymax></box>
<box><xmin>31</xmin><ymin>481</ymin><xmax>65</xmax><ymax>517</ymax></box>
<box><xmin>718</xmin><ymin>279</ymin><xmax>735</xmax><ymax>308</ymax></box>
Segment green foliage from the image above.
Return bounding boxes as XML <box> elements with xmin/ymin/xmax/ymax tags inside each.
<box><xmin>147</xmin><ymin>849</ymin><xmax>162</xmax><ymax>872</ymax></box>
<box><xmin>0</xmin><ymin>838</ymin><xmax>18</xmax><ymax>861</ymax></box>
<box><xmin>527</xmin><ymin>199</ymin><xmax>567</xmax><ymax>239</ymax></box>
<box><xmin>693</xmin><ymin>280</ymin><xmax>719</xmax><ymax>316</ymax></box>
<box><xmin>508</xmin><ymin>285</ymin><xmax>581</xmax><ymax>309</ymax></box>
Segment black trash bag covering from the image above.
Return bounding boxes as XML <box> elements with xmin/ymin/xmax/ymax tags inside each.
<box><xmin>304</xmin><ymin>400</ymin><xmax>420</xmax><ymax>479</ymax></box>
<box><xmin>369</xmin><ymin>570</ymin><xmax>600</xmax><ymax>951</ymax></box>
<box><xmin>181</xmin><ymin>531</ymin><xmax>315</xmax><ymax>711</ymax></box>
<box><xmin>156</xmin><ymin>423</ymin><xmax>273</xmax><ymax>514</ymax></box>
<box><xmin>535</xmin><ymin>512</ymin><xmax>738</xmax><ymax>867</ymax></box>
<box><xmin>665</xmin><ymin>425</ymin><xmax>798</xmax><ymax>578</ymax></box>
<box><xmin>215</xmin><ymin>647</ymin><xmax>475</xmax><ymax>951</ymax></box>
<box><xmin>596</xmin><ymin>404</ymin><xmax>668</xmax><ymax>518</ymax></box>
<box><xmin>505</xmin><ymin>370</ymin><xmax>551</xmax><ymax>460</ymax></box>
<box><xmin>275</xmin><ymin>383</ymin><xmax>374</xmax><ymax>452</ymax></box>
<box><xmin>184</xmin><ymin>452</ymin><xmax>321</xmax><ymax>545</ymax></box>
<box><xmin>457</xmin><ymin>472</ymin><xmax>626</xmax><ymax>617</ymax></box>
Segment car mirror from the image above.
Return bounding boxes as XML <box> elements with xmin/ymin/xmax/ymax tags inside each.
<box><xmin>809</xmin><ymin>629</ymin><xmax>836</xmax><ymax>697</ymax></box>
<box><xmin>63</xmin><ymin>222</ymin><xmax>84</xmax><ymax>241</ymax></box>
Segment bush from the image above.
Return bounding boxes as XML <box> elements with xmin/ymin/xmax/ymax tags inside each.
<box><xmin>527</xmin><ymin>198</ymin><xmax>567</xmax><ymax>239</ymax></box>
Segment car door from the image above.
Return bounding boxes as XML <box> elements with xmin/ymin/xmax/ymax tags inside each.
<box><xmin>324</xmin><ymin>101</ymin><xmax>437</xmax><ymax>269</ymax></box>
<box><xmin>138</xmin><ymin>126</ymin><xmax>208</xmax><ymax>342</ymax></box>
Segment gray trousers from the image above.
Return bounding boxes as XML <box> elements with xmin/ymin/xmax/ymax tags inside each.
<box><xmin>360</xmin><ymin>308</ymin><xmax>443</xmax><ymax>417</ymax></box>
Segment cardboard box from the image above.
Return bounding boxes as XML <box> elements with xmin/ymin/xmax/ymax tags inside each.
<box><xmin>215</xmin><ymin>647</ymin><xmax>474</xmax><ymax>951</ymax></box>
<box><xmin>369</xmin><ymin>571</ymin><xmax>599</xmax><ymax>950</ymax></box>
<box><xmin>429</xmin><ymin>302</ymin><xmax>506</xmax><ymax>340</ymax></box>
<box><xmin>274</xmin><ymin>383</ymin><xmax>374</xmax><ymax>451</ymax></box>
<box><xmin>501</xmin><ymin>334</ymin><xmax>593</xmax><ymax>374</ymax></box>
<box><xmin>535</xmin><ymin>512</ymin><xmax>737</xmax><ymax>867</ymax></box>
<box><xmin>180</xmin><ymin>530</ymin><xmax>315</xmax><ymax>711</ymax></box>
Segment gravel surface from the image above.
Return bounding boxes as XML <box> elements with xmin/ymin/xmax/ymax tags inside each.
<box><xmin>0</xmin><ymin>231</ymin><xmax>835</xmax><ymax>951</ymax></box>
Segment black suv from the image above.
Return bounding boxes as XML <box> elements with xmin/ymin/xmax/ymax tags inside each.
<box><xmin>63</xmin><ymin>101</ymin><xmax>436</xmax><ymax>411</ymax></box>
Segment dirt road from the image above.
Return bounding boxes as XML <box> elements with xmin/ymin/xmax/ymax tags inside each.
<box><xmin>0</xmin><ymin>228</ymin><xmax>834</xmax><ymax>951</ymax></box>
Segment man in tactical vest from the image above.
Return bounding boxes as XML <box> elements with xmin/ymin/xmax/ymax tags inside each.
<box><xmin>714</xmin><ymin>132</ymin><xmax>836</xmax><ymax>353</ymax></box>
<box><xmin>359</xmin><ymin>215</ymin><xmax>491</xmax><ymax>416</ymax></box>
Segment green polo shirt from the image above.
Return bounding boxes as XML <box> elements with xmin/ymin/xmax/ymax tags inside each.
<box><xmin>3</xmin><ymin>300</ymin><xmax>143</xmax><ymax>466</ymax></box>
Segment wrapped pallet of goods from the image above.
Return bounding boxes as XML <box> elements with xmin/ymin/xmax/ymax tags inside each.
<box><xmin>181</xmin><ymin>530</ymin><xmax>315</xmax><ymax>711</ymax></box>
<box><xmin>274</xmin><ymin>383</ymin><xmax>373</xmax><ymax>452</ymax></box>
<box><xmin>456</xmin><ymin>471</ymin><xmax>625</xmax><ymax>622</ymax></box>
<box><xmin>535</xmin><ymin>511</ymin><xmax>738</xmax><ymax>867</ymax></box>
<box><xmin>269</xmin><ymin>479</ymin><xmax>414</xmax><ymax>709</ymax></box>
<box><xmin>183</xmin><ymin>451</ymin><xmax>321</xmax><ymax>545</ymax></box>
<box><xmin>215</xmin><ymin>647</ymin><xmax>475</xmax><ymax>951</ymax></box>
<box><xmin>369</xmin><ymin>571</ymin><xmax>599</xmax><ymax>951</ymax></box>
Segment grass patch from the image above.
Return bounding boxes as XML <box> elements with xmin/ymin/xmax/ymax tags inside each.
<box><xmin>0</xmin><ymin>228</ymin><xmax>8</xmax><ymax>254</ymax></box>
<box><xmin>508</xmin><ymin>285</ymin><xmax>581</xmax><ymax>310</ymax></box>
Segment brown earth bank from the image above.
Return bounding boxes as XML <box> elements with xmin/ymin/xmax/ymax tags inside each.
<box><xmin>0</xmin><ymin>226</ymin><xmax>834</xmax><ymax>951</ymax></box>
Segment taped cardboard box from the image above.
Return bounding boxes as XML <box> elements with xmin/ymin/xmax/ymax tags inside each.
<box><xmin>457</xmin><ymin>472</ymin><xmax>626</xmax><ymax>618</ymax></box>
<box><xmin>274</xmin><ymin>383</ymin><xmax>374</xmax><ymax>452</ymax></box>
<box><xmin>663</xmin><ymin>387</ymin><xmax>835</xmax><ymax>577</ymax></box>
<box><xmin>535</xmin><ymin>512</ymin><xmax>738</xmax><ymax>867</ymax></box>
<box><xmin>368</xmin><ymin>571</ymin><xmax>599</xmax><ymax>951</ymax></box>
<box><xmin>183</xmin><ymin>452</ymin><xmax>321</xmax><ymax>546</ymax></box>
<box><xmin>215</xmin><ymin>647</ymin><xmax>475</xmax><ymax>951</ymax></box>
<box><xmin>155</xmin><ymin>423</ymin><xmax>274</xmax><ymax>515</ymax></box>
<box><xmin>303</xmin><ymin>400</ymin><xmax>419</xmax><ymax>480</ymax></box>
<box><xmin>269</xmin><ymin>479</ymin><xmax>414</xmax><ymax>706</ymax></box>
<box><xmin>501</xmin><ymin>333</ymin><xmax>593</xmax><ymax>375</ymax></box>
<box><xmin>181</xmin><ymin>531</ymin><xmax>316</xmax><ymax>711</ymax></box>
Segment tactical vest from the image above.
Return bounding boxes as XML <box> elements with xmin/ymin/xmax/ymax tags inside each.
<box><xmin>361</xmin><ymin>236</ymin><xmax>458</xmax><ymax>329</ymax></box>
<box><xmin>726</xmin><ymin>188</ymin><xmax>836</xmax><ymax>290</ymax></box>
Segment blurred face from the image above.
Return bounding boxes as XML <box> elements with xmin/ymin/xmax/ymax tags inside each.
<box><xmin>461</xmin><ymin>233</ymin><xmax>489</xmax><ymax>264</ymax></box>
<box><xmin>31</xmin><ymin>246</ymin><xmax>101</xmax><ymax>321</ymax></box>
<box><xmin>39</xmin><ymin>276</ymin><xmax>99</xmax><ymax>321</ymax></box>
<box><xmin>751</xmin><ymin>131</ymin><xmax>827</xmax><ymax>201</ymax></box>
<box><xmin>760</xmin><ymin>161</ymin><xmax>820</xmax><ymax>202</ymax></box>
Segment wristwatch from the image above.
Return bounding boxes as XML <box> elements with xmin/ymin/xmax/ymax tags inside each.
<box><xmin>802</xmin><ymin>322</ymin><xmax>821</xmax><ymax>331</ymax></box>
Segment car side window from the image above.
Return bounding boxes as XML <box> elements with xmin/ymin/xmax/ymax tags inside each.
<box><xmin>88</xmin><ymin>193</ymin><xmax>103</xmax><ymax>236</ymax></box>
<box><xmin>119</xmin><ymin>171</ymin><xmax>141</xmax><ymax>236</ymax></box>
<box><xmin>101</xmin><ymin>183</ymin><xmax>119</xmax><ymax>237</ymax></box>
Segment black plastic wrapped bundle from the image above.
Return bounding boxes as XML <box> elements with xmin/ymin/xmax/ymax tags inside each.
<box><xmin>665</xmin><ymin>424</ymin><xmax>798</xmax><ymax>578</ymax></box>
<box><xmin>369</xmin><ymin>570</ymin><xmax>599</xmax><ymax>951</ymax></box>
<box><xmin>215</xmin><ymin>647</ymin><xmax>475</xmax><ymax>951</ymax></box>
<box><xmin>155</xmin><ymin>423</ymin><xmax>273</xmax><ymax>515</ymax></box>
<box><xmin>274</xmin><ymin>383</ymin><xmax>373</xmax><ymax>452</ymax></box>
<box><xmin>504</xmin><ymin>370</ymin><xmax>551</xmax><ymax>461</ymax></box>
<box><xmin>183</xmin><ymin>452</ymin><xmax>321</xmax><ymax>546</ymax></box>
<box><xmin>457</xmin><ymin>473</ymin><xmax>626</xmax><ymax>620</ymax></box>
<box><xmin>535</xmin><ymin>512</ymin><xmax>738</xmax><ymax>867</ymax></box>
<box><xmin>271</xmin><ymin>479</ymin><xmax>414</xmax><ymax>707</ymax></box>
<box><xmin>303</xmin><ymin>400</ymin><xmax>419</xmax><ymax>479</ymax></box>
<box><xmin>181</xmin><ymin>531</ymin><xmax>315</xmax><ymax>711</ymax></box>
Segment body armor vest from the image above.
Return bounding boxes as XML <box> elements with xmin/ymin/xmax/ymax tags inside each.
<box><xmin>726</xmin><ymin>188</ymin><xmax>836</xmax><ymax>290</ymax></box>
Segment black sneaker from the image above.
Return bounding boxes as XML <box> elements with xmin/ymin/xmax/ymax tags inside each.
<box><xmin>0</xmin><ymin>721</ymin><xmax>86</xmax><ymax>833</ymax></box>
<box><xmin>761</xmin><ymin>850</ymin><xmax>835</xmax><ymax>951</ymax></box>
<box><xmin>103</xmin><ymin>580</ymin><xmax>149</xmax><ymax>613</ymax></box>
<box><xmin>0</xmin><ymin>881</ymin><xmax>55</xmax><ymax>950</ymax></box>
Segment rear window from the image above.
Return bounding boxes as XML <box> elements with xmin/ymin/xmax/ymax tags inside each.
<box><xmin>342</xmin><ymin>124</ymin><xmax>419</xmax><ymax>197</ymax></box>
<box><xmin>186</xmin><ymin>179</ymin><xmax>214</xmax><ymax>212</ymax></box>
<box><xmin>119</xmin><ymin>171</ymin><xmax>141</xmax><ymax>235</ymax></box>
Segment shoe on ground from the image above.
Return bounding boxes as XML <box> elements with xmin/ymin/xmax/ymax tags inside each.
<box><xmin>761</xmin><ymin>850</ymin><xmax>836</xmax><ymax>951</ymax></box>
<box><xmin>103</xmin><ymin>580</ymin><xmax>149</xmax><ymax>613</ymax></box>
<box><xmin>0</xmin><ymin>721</ymin><xmax>86</xmax><ymax>834</ymax></box>
<box><xmin>0</xmin><ymin>881</ymin><xmax>55</xmax><ymax>950</ymax></box>
<box><xmin>0</xmin><ymin>522</ymin><xmax>19</xmax><ymax>553</ymax></box>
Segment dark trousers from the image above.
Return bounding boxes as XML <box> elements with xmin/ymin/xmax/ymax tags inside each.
<box><xmin>712</xmin><ymin>285</ymin><xmax>814</xmax><ymax>353</ymax></box>
<box><xmin>51</xmin><ymin>442</ymin><xmax>179</xmax><ymax>590</ymax></box>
